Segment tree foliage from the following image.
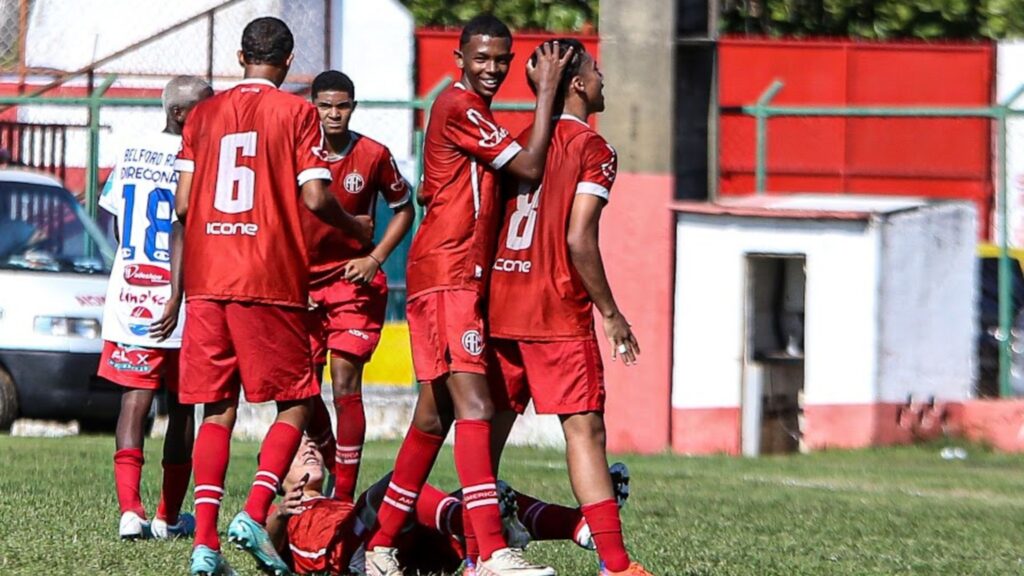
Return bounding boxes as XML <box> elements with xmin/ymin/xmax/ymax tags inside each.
<box><xmin>720</xmin><ymin>0</ymin><xmax>1024</xmax><ymax>39</ymax></box>
<box><xmin>400</xmin><ymin>0</ymin><xmax>599</xmax><ymax>33</ymax></box>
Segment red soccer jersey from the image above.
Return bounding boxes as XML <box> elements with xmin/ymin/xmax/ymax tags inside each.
<box><xmin>285</xmin><ymin>497</ymin><xmax>361</xmax><ymax>574</ymax></box>
<box><xmin>489</xmin><ymin>115</ymin><xmax>618</xmax><ymax>340</ymax></box>
<box><xmin>175</xmin><ymin>78</ymin><xmax>330</xmax><ymax>308</ymax></box>
<box><xmin>406</xmin><ymin>83</ymin><xmax>522</xmax><ymax>298</ymax></box>
<box><xmin>303</xmin><ymin>132</ymin><xmax>410</xmax><ymax>286</ymax></box>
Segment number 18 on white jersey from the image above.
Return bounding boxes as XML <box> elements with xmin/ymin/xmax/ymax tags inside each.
<box><xmin>98</xmin><ymin>132</ymin><xmax>184</xmax><ymax>348</ymax></box>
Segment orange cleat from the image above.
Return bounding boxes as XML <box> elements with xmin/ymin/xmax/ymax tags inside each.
<box><xmin>599</xmin><ymin>562</ymin><xmax>655</xmax><ymax>576</ymax></box>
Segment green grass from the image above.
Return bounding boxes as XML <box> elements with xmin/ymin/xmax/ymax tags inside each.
<box><xmin>0</xmin><ymin>436</ymin><xmax>1023</xmax><ymax>575</ymax></box>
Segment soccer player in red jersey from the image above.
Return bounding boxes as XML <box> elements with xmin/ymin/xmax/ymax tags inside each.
<box><xmin>488</xmin><ymin>40</ymin><xmax>652</xmax><ymax>576</ymax></box>
<box><xmin>268</xmin><ymin>436</ymin><xmax>626</xmax><ymax>575</ymax></box>
<box><xmin>301</xmin><ymin>70</ymin><xmax>415</xmax><ymax>503</ymax></box>
<box><xmin>100</xmin><ymin>76</ymin><xmax>211</xmax><ymax>541</ymax></box>
<box><xmin>364</xmin><ymin>15</ymin><xmax>574</xmax><ymax>576</ymax></box>
<box><xmin>154</xmin><ymin>17</ymin><xmax>370</xmax><ymax>576</ymax></box>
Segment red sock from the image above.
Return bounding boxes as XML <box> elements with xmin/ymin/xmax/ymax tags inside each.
<box><xmin>156</xmin><ymin>460</ymin><xmax>192</xmax><ymax>524</ymax></box>
<box><xmin>454</xmin><ymin>420</ymin><xmax>505</xmax><ymax>561</ymax></box>
<box><xmin>516</xmin><ymin>491</ymin><xmax>585</xmax><ymax>541</ymax></box>
<box><xmin>415</xmin><ymin>482</ymin><xmax>462</xmax><ymax>534</ymax></box>
<box><xmin>333</xmin><ymin>393</ymin><xmax>366</xmax><ymax>503</ymax></box>
<box><xmin>581</xmin><ymin>499</ymin><xmax>630</xmax><ymax>572</ymax></box>
<box><xmin>308</xmin><ymin>395</ymin><xmax>337</xmax><ymax>468</ymax></box>
<box><xmin>244</xmin><ymin>421</ymin><xmax>303</xmax><ymax>525</ymax></box>
<box><xmin>367</xmin><ymin>425</ymin><xmax>444</xmax><ymax>549</ymax></box>
<box><xmin>113</xmin><ymin>448</ymin><xmax>146</xmax><ymax>517</ymax></box>
<box><xmin>463</xmin><ymin>501</ymin><xmax>478</xmax><ymax>562</ymax></box>
<box><xmin>193</xmin><ymin>423</ymin><xmax>231</xmax><ymax>551</ymax></box>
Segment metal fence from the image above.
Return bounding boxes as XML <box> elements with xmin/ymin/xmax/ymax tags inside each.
<box><xmin>0</xmin><ymin>75</ymin><xmax>534</xmax><ymax>322</ymax></box>
<box><xmin>737</xmin><ymin>79</ymin><xmax>1024</xmax><ymax>398</ymax></box>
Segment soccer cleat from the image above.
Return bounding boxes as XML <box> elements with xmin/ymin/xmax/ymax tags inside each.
<box><xmin>151</xmin><ymin>512</ymin><xmax>196</xmax><ymax>539</ymax></box>
<box><xmin>190</xmin><ymin>545</ymin><xmax>238</xmax><ymax>576</ymax></box>
<box><xmin>497</xmin><ymin>480</ymin><xmax>531</xmax><ymax>549</ymax></box>
<box><xmin>609</xmin><ymin>462</ymin><xmax>631</xmax><ymax>509</ymax></box>
<box><xmin>599</xmin><ymin>562</ymin><xmax>655</xmax><ymax>576</ymax></box>
<box><xmin>365</xmin><ymin>546</ymin><xmax>403</xmax><ymax>576</ymax></box>
<box><xmin>573</xmin><ymin>521</ymin><xmax>596</xmax><ymax>551</ymax></box>
<box><xmin>226</xmin><ymin>511</ymin><xmax>291</xmax><ymax>576</ymax></box>
<box><xmin>477</xmin><ymin>547</ymin><xmax>556</xmax><ymax>576</ymax></box>
<box><xmin>463</xmin><ymin>557</ymin><xmax>478</xmax><ymax>576</ymax></box>
<box><xmin>119</xmin><ymin>511</ymin><xmax>151</xmax><ymax>540</ymax></box>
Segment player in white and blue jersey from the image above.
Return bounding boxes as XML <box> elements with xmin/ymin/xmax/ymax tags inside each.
<box><xmin>97</xmin><ymin>76</ymin><xmax>212</xmax><ymax>540</ymax></box>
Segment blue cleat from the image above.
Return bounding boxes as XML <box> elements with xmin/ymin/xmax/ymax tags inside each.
<box><xmin>190</xmin><ymin>545</ymin><xmax>237</xmax><ymax>576</ymax></box>
<box><xmin>152</xmin><ymin>512</ymin><xmax>196</xmax><ymax>539</ymax></box>
<box><xmin>227</xmin><ymin>511</ymin><xmax>291</xmax><ymax>575</ymax></box>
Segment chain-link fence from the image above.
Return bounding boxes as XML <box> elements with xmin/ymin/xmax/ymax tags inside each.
<box><xmin>727</xmin><ymin>79</ymin><xmax>1024</xmax><ymax>399</ymax></box>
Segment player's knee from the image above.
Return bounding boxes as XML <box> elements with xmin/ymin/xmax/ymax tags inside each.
<box><xmin>562</xmin><ymin>411</ymin><xmax>607</xmax><ymax>443</ymax></box>
<box><xmin>412</xmin><ymin>412</ymin><xmax>447</xmax><ymax>436</ymax></box>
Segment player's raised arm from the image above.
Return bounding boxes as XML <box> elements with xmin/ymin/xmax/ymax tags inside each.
<box><xmin>501</xmin><ymin>41</ymin><xmax>575</xmax><ymax>184</ymax></box>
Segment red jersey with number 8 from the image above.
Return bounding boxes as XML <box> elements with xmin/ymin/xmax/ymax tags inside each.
<box><xmin>489</xmin><ymin>115</ymin><xmax>617</xmax><ymax>340</ymax></box>
<box><xmin>406</xmin><ymin>83</ymin><xmax>522</xmax><ymax>298</ymax></box>
<box><xmin>175</xmin><ymin>78</ymin><xmax>330</xmax><ymax>307</ymax></box>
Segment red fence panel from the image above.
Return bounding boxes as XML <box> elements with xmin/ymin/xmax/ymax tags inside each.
<box><xmin>719</xmin><ymin>38</ymin><xmax>994</xmax><ymax>235</ymax></box>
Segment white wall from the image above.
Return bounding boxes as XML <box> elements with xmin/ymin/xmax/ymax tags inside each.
<box><xmin>876</xmin><ymin>203</ymin><xmax>977</xmax><ymax>402</ymax></box>
<box><xmin>673</xmin><ymin>214</ymin><xmax>879</xmax><ymax>411</ymax></box>
<box><xmin>997</xmin><ymin>41</ymin><xmax>1024</xmax><ymax>247</ymax></box>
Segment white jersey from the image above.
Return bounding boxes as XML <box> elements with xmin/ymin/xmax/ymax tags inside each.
<box><xmin>99</xmin><ymin>132</ymin><xmax>183</xmax><ymax>348</ymax></box>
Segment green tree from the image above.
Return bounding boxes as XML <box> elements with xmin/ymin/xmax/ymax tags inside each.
<box><xmin>400</xmin><ymin>0</ymin><xmax>599</xmax><ymax>32</ymax></box>
<box><xmin>721</xmin><ymin>0</ymin><xmax>1024</xmax><ymax>38</ymax></box>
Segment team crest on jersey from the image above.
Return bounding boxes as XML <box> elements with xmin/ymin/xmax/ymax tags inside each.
<box><xmin>461</xmin><ymin>330</ymin><xmax>484</xmax><ymax>356</ymax></box>
<box><xmin>343</xmin><ymin>172</ymin><xmax>365</xmax><ymax>194</ymax></box>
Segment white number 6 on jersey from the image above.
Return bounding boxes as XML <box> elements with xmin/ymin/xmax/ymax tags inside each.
<box><xmin>214</xmin><ymin>131</ymin><xmax>257</xmax><ymax>214</ymax></box>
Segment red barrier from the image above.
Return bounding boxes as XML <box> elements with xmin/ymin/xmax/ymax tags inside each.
<box><xmin>415</xmin><ymin>28</ymin><xmax>599</xmax><ymax>135</ymax></box>
<box><xmin>719</xmin><ymin>38</ymin><xmax>994</xmax><ymax>235</ymax></box>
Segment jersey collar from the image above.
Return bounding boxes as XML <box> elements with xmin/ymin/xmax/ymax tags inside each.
<box><xmin>324</xmin><ymin>132</ymin><xmax>361</xmax><ymax>162</ymax></box>
<box><xmin>236</xmin><ymin>78</ymin><xmax>278</xmax><ymax>89</ymax></box>
<box><xmin>559</xmin><ymin>113</ymin><xmax>589</xmax><ymax>127</ymax></box>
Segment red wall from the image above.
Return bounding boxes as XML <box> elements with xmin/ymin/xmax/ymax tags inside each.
<box><xmin>718</xmin><ymin>38</ymin><xmax>994</xmax><ymax>235</ymax></box>
<box><xmin>415</xmin><ymin>29</ymin><xmax>600</xmax><ymax>135</ymax></box>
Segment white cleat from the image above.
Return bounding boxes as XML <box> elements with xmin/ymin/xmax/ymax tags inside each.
<box><xmin>119</xmin><ymin>511</ymin><xmax>151</xmax><ymax>540</ymax></box>
<box><xmin>477</xmin><ymin>547</ymin><xmax>556</xmax><ymax>576</ymax></box>
<box><xmin>365</xmin><ymin>546</ymin><xmax>403</xmax><ymax>576</ymax></box>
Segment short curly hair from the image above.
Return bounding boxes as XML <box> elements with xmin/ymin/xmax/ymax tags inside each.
<box><xmin>240</xmin><ymin>17</ymin><xmax>293</xmax><ymax>66</ymax></box>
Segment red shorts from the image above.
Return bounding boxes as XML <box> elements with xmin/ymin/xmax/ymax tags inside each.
<box><xmin>307</xmin><ymin>270</ymin><xmax>387</xmax><ymax>365</ymax></box>
<box><xmin>407</xmin><ymin>289</ymin><xmax>487</xmax><ymax>382</ymax></box>
<box><xmin>179</xmin><ymin>299</ymin><xmax>318</xmax><ymax>405</ymax></box>
<box><xmin>98</xmin><ymin>341</ymin><xmax>179</xmax><ymax>392</ymax></box>
<box><xmin>490</xmin><ymin>337</ymin><xmax>605</xmax><ymax>415</ymax></box>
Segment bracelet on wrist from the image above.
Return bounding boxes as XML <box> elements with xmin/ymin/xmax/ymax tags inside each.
<box><xmin>368</xmin><ymin>253</ymin><xmax>383</xmax><ymax>266</ymax></box>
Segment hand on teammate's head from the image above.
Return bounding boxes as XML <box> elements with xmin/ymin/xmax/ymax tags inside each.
<box><xmin>527</xmin><ymin>40</ymin><xmax>578</xmax><ymax>97</ymax></box>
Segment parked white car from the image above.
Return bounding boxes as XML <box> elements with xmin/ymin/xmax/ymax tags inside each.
<box><xmin>0</xmin><ymin>169</ymin><xmax>118</xmax><ymax>428</ymax></box>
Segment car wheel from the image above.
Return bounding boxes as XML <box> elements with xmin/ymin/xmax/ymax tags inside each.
<box><xmin>0</xmin><ymin>366</ymin><xmax>19</xmax><ymax>430</ymax></box>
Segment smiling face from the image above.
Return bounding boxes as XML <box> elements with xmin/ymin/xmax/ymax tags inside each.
<box><xmin>456</xmin><ymin>34</ymin><xmax>513</xmax><ymax>100</ymax></box>
<box><xmin>283</xmin><ymin>436</ymin><xmax>324</xmax><ymax>492</ymax></box>
<box><xmin>313</xmin><ymin>89</ymin><xmax>356</xmax><ymax>137</ymax></box>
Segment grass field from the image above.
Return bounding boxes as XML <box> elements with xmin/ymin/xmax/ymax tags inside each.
<box><xmin>1</xmin><ymin>436</ymin><xmax>1024</xmax><ymax>575</ymax></box>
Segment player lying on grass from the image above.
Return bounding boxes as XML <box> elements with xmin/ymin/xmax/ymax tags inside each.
<box><xmin>99</xmin><ymin>75</ymin><xmax>211</xmax><ymax>540</ymax></box>
<box><xmin>487</xmin><ymin>39</ymin><xmax>651</xmax><ymax>576</ymax></box>
<box><xmin>266</xmin><ymin>437</ymin><xmax>632</xmax><ymax>575</ymax></box>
